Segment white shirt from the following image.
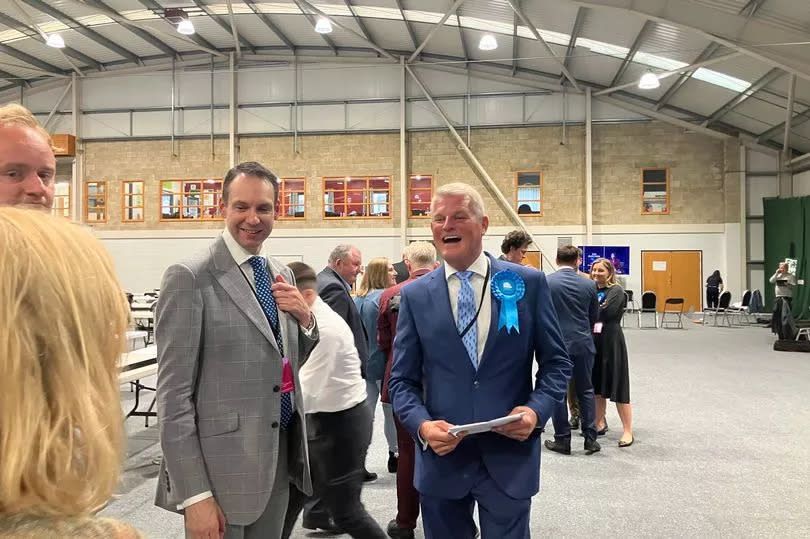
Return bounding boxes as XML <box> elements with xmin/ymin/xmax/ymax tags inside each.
<box><xmin>444</xmin><ymin>251</ymin><xmax>491</xmax><ymax>362</ymax></box>
<box><xmin>299</xmin><ymin>297</ymin><xmax>368</xmax><ymax>414</ymax></box>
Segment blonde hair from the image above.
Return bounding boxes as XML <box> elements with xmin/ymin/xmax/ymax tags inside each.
<box><xmin>431</xmin><ymin>182</ymin><xmax>485</xmax><ymax>221</ymax></box>
<box><xmin>0</xmin><ymin>207</ymin><xmax>129</xmax><ymax>517</ymax></box>
<box><xmin>356</xmin><ymin>256</ymin><xmax>391</xmax><ymax>296</ymax></box>
<box><xmin>404</xmin><ymin>241</ymin><xmax>437</xmax><ymax>268</ymax></box>
<box><xmin>590</xmin><ymin>257</ymin><xmax>618</xmax><ymax>287</ymax></box>
<box><xmin>0</xmin><ymin>103</ymin><xmax>57</xmax><ymax>152</ymax></box>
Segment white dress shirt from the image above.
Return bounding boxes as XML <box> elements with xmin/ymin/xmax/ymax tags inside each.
<box><xmin>444</xmin><ymin>251</ymin><xmax>492</xmax><ymax>363</ymax></box>
<box><xmin>299</xmin><ymin>297</ymin><xmax>368</xmax><ymax>414</ymax></box>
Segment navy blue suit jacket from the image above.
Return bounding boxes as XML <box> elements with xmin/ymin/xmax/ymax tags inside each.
<box><xmin>546</xmin><ymin>267</ymin><xmax>598</xmax><ymax>357</ymax></box>
<box><xmin>317</xmin><ymin>267</ymin><xmax>369</xmax><ymax>377</ymax></box>
<box><xmin>389</xmin><ymin>254</ymin><xmax>572</xmax><ymax>500</ymax></box>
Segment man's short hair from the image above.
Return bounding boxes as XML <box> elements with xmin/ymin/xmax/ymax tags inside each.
<box><xmin>404</xmin><ymin>241</ymin><xmax>436</xmax><ymax>268</ymax></box>
<box><xmin>328</xmin><ymin>244</ymin><xmax>357</xmax><ymax>265</ymax></box>
<box><xmin>431</xmin><ymin>182</ymin><xmax>485</xmax><ymax>221</ymax></box>
<box><xmin>288</xmin><ymin>261</ymin><xmax>317</xmax><ymax>292</ymax></box>
<box><xmin>557</xmin><ymin>245</ymin><xmax>580</xmax><ymax>265</ymax></box>
<box><xmin>501</xmin><ymin>230</ymin><xmax>532</xmax><ymax>254</ymax></box>
<box><xmin>222</xmin><ymin>161</ymin><xmax>279</xmax><ymax>203</ymax></box>
<box><xmin>0</xmin><ymin>103</ymin><xmax>57</xmax><ymax>152</ymax></box>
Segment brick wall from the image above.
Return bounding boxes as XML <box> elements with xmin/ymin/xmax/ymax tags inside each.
<box><xmin>79</xmin><ymin>122</ymin><xmax>740</xmax><ymax>230</ymax></box>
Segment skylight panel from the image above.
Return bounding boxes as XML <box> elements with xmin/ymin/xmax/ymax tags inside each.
<box><xmin>633</xmin><ymin>51</ymin><xmax>687</xmax><ymax>71</ymax></box>
<box><xmin>576</xmin><ymin>38</ymin><xmax>629</xmax><ymax>60</ymax></box>
<box><xmin>352</xmin><ymin>6</ymin><xmax>404</xmax><ymax>21</ymax></box>
<box><xmin>255</xmin><ymin>2</ymin><xmax>303</xmax><ymax>15</ymax></box>
<box><xmin>693</xmin><ymin>68</ymin><xmax>750</xmax><ymax>92</ymax></box>
<box><xmin>122</xmin><ymin>10</ymin><xmax>161</xmax><ymax>21</ymax></box>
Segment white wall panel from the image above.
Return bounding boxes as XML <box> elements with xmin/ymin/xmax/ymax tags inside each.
<box><xmin>748</xmin><ymin>267</ymin><xmax>765</xmax><ymax>297</ymax></box>
<box><xmin>747</xmin><ymin>149</ymin><xmax>778</xmax><ymax>173</ymax></box>
<box><xmin>238</xmin><ymin>68</ymin><xmax>295</xmax><ymax>103</ymax></box>
<box><xmin>746</xmin><ymin>176</ymin><xmax>778</xmax><ymax>215</ymax></box>
<box><xmin>132</xmin><ymin>110</ymin><xmax>173</xmax><ymax>137</ymax></box>
<box><xmin>35</xmin><ymin>113</ymin><xmax>73</xmax><ymax>135</ymax></box>
<box><xmin>82</xmin><ymin>112</ymin><xmax>131</xmax><ymax>138</ymax></box>
<box><xmin>346</xmin><ymin>102</ymin><xmax>399</xmax><ymax>131</ymax></box>
<box><xmin>239</xmin><ymin>106</ymin><xmax>291</xmax><ymax>134</ymax></box>
<box><xmin>23</xmin><ymin>83</ymin><xmax>74</xmax><ymax>113</ymax></box>
<box><xmin>469</xmin><ymin>95</ymin><xmax>524</xmax><ymax>125</ymax></box>
<box><xmin>179</xmin><ymin>109</ymin><xmax>229</xmax><ymax>136</ymax></box>
<box><xmin>83</xmin><ymin>74</ymin><xmax>172</xmax><ymax>109</ymax></box>
<box><xmin>408</xmin><ymin>98</ymin><xmax>463</xmax><ymax>128</ymax></box>
<box><xmin>176</xmin><ymin>71</ymin><xmax>230</xmax><ymax>107</ymax></box>
<box><xmin>407</xmin><ymin>68</ymin><xmax>470</xmax><ymax>97</ymax></box>
<box><xmin>301</xmin><ymin>65</ymin><xmax>399</xmax><ymax>101</ymax></box>
<box><xmin>300</xmin><ymin>104</ymin><xmax>346</xmax><ymax>131</ymax></box>
<box><xmin>794</xmin><ymin>170</ymin><xmax>810</xmax><ymax>196</ymax></box>
<box><xmin>747</xmin><ymin>220</ymin><xmax>765</xmax><ymax>261</ymax></box>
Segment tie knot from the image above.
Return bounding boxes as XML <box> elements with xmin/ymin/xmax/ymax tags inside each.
<box><xmin>248</xmin><ymin>256</ymin><xmax>264</xmax><ymax>271</ymax></box>
<box><xmin>456</xmin><ymin>270</ymin><xmax>473</xmax><ymax>282</ymax></box>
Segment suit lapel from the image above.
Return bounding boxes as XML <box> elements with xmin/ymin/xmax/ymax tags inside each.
<box><xmin>210</xmin><ymin>237</ymin><xmax>279</xmax><ymax>352</ymax></box>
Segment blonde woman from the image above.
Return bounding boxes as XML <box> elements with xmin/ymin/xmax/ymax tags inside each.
<box><xmin>590</xmin><ymin>258</ymin><xmax>634</xmax><ymax>447</ymax></box>
<box><xmin>354</xmin><ymin>257</ymin><xmax>399</xmax><ymax>473</ymax></box>
<box><xmin>0</xmin><ymin>208</ymin><xmax>139</xmax><ymax>538</ymax></box>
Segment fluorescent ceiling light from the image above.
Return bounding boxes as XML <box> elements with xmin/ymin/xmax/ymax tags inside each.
<box><xmin>45</xmin><ymin>33</ymin><xmax>65</xmax><ymax>48</ymax></box>
<box><xmin>315</xmin><ymin>17</ymin><xmax>333</xmax><ymax>34</ymax></box>
<box><xmin>479</xmin><ymin>34</ymin><xmax>497</xmax><ymax>51</ymax></box>
<box><xmin>638</xmin><ymin>70</ymin><xmax>661</xmax><ymax>90</ymax></box>
<box><xmin>177</xmin><ymin>19</ymin><xmax>195</xmax><ymax>35</ymax></box>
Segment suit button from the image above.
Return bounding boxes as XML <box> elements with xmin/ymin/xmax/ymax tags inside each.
<box><xmin>271</xmin><ymin>421</ymin><xmax>279</xmax><ymax>429</ymax></box>
<box><xmin>474</xmin><ymin>381</ymin><xmax>480</xmax><ymax>388</ymax></box>
<box><xmin>273</xmin><ymin>385</ymin><xmax>280</xmax><ymax>392</ymax></box>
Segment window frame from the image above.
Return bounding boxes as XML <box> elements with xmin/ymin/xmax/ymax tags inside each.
<box><xmin>121</xmin><ymin>180</ymin><xmax>145</xmax><ymax>223</ymax></box>
<box><xmin>640</xmin><ymin>167</ymin><xmax>670</xmax><ymax>215</ymax></box>
<box><xmin>52</xmin><ymin>181</ymin><xmax>70</xmax><ymax>219</ymax></box>
<box><xmin>408</xmin><ymin>174</ymin><xmax>433</xmax><ymax>218</ymax></box>
<box><xmin>514</xmin><ymin>170</ymin><xmax>543</xmax><ymax>216</ymax></box>
<box><xmin>84</xmin><ymin>180</ymin><xmax>107</xmax><ymax>223</ymax></box>
<box><xmin>278</xmin><ymin>177</ymin><xmax>306</xmax><ymax>220</ymax></box>
<box><xmin>159</xmin><ymin>178</ymin><xmax>224</xmax><ymax>222</ymax></box>
<box><xmin>322</xmin><ymin>175</ymin><xmax>392</xmax><ymax>220</ymax></box>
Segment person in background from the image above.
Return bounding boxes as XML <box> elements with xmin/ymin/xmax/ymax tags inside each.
<box><xmin>282</xmin><ymin>262</ymin><xmax>387</xmax><ymax>539</ymax></box>
<box><xmin>0</xmin><ymin>208</ymin><xmax>139</xmax><ymax>538</ymax></box>
<box><xmin>355</xmin><ymin>257</ymin><xmax>399</xmax><ymax>475</ymax></box>
<box><xmin>706</xmin><ymin>270</ymin><xmax>724</xmax><ymax>309</ymax></box>
<box><xmin>0</xmin><ymin>103</ymin><xmax>56</xmax><ymax>211</ymax></box>
<box><xmin>377</xmin><ymin>242</ymin><xmax>439</xmax><ymax>539</ymax></box>
<box><xmin>590</xmin><ymin>258</ymin><xmax>634</xmax><ymax>448</ymax></box>
<box><xmin>499</xmin><ymin>229</ymin><xmax>532</xmax><ymax>264</ymax></box>
<box><xmin>769</xmin><ymin>262</ymin><xmax>796</xmax><ymax>310</ymax></box>
<box><xmin>392</xmin><ymin>247</ymin><xmax>410</xmax><ymax>285</ymax></box>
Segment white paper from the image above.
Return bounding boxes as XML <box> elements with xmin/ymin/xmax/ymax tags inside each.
<box><xmin>652</xmin><ymin>261</ymin><xmax>667</xmax><ymax>271</ymax></box>
<box><xmin>448</xmin><ymin>412</ymin><xmax>525</xmax><ymax>436</ymax></box>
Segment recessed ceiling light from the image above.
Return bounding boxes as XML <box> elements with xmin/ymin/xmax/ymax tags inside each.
<box><xmin>638</xmin><ymin>70</ymin><xmax>661</xmax><ymax>90</ymax></box>
<box><xmin>177</xmin><ymin>19</ymin><xmax>195</xmax><ymax>35</ymax></box>
<box><xmin>479</xmin><ymin>34</ymin><xmax>497</xmax><ymax>51</ymax></box>
<box><xmin>315</xmin><ymin>17</ymin><xmax>333</xmax><ymax>34</ymax></box>
<box><xmin>46</xmin><ymin>34</ymin><xmax>65</xmax><ymax>48</ymax></box>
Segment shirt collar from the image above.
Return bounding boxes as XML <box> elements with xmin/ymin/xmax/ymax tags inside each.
<box><xmin>222</xmin><ymin>226</ymin><xmax>264</xmax><ymax>267</ymax></box>
<box><xmin>444</xmin><ymin>250</ymin><xmax>488</xmax><ymax>281</ymax></box>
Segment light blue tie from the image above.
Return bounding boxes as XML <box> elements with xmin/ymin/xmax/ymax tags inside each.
<box><xmin>248</xmin><ymin>256</ymin><xmax>293</xmax><ymax>430</ymax></box>
<box><xmin>456</xmin><ymin>271</ymin><xmax>478</xmax><ymax>369</ymax></box>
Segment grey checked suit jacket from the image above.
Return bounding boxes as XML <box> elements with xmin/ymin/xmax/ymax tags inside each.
<box><xmin>153</xmin><ymin>236</ymin><xmax>318</xmax><ymax>526</ymax></box>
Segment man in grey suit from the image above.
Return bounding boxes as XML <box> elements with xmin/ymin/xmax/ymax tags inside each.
<box><xmin>154</xmin><ymin>161</ymin><xmax>319</xmax><ymax>539</ymax></box>
<box><xmin>545</xmin><ymin>245</ymin><xmax>601</xmax><ymax>455</ymax></box>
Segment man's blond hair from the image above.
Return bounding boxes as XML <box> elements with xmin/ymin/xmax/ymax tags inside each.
<box><xmin>404</xmin><ymin>241</ymin><xmax>437</xmax><ymax>268</ymax></box>
<box><xmin>0</xmin><ymin>103</ymin><xmax>57</xmax><ymax>151</ymax></box>
<box><xmin>430</xmin><ymin>182</ymin><xmax>485</xmax><ymax>221</ymax></box>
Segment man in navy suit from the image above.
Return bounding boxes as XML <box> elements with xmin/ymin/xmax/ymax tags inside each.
<box><xmin>545</xmin><ymin>245</ymin><xmax>601</xmax><ymax>455</ymax></box>
<box><xmin>389</xmin><ymin>183</ymin><xmax>571</xmax><ymax>539</ymax></box>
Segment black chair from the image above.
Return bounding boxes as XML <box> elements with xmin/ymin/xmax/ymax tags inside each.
<box><xmin>638</xmin><ymin>291</ymin><xmax>658</xmax><ymax>329</ymax></box>
<box><xmin>703</xmin><ymin>290</ymin><xmax>731</xmax><ymax>326</ymax></box>
<box><xmin>625</xmin><ymin>290</ymin><xmax>637</xmax><ymax>313</ymax></box>
<box><xmin>727</xmin><ymin>289</ymin><xmax>753</xmax><ymax>325</ymax></box>
<box><xmin>661</xmin><ymin>298</ymin><xmax>685</xmax><ymax>329</ymax></box>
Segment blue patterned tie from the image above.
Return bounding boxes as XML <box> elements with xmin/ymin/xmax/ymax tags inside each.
<box><xmin>248</xmin><ymin>256</ymin><xmax>293</xmax><ymax>429</ymax></box>
<box><xmin>456</xmin><ymin>271</ymin><xmax>478</xmax><ymax>369</ymax></box>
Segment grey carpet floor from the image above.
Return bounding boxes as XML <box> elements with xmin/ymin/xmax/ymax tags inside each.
<box><xmin>102</xmin><ymin>318</ymin><xmax>810</xmax><ymax>538</ymax></box>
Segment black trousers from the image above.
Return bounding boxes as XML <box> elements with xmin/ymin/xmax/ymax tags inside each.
<box><xmin>706</xmin><ymin>287</ymin><xmax>720</xmax><ymax>309</ymax></box>
<box><xmin>281</xmin><ymin>402</ymin><xmax>385</xmax><ymax>539</ymax></box>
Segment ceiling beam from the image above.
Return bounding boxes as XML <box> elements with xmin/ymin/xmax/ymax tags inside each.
<box><xmin>394</xmin><ymin>0</ymin><xmax>418</xmax><ymax>51</ymax></box>
<box><xmin>243</xmin><ymin>0</ymin><xmax>295</xmax><ymax>51</ymax></box>
<box><xmin>192</xmin><ymin>0</ymin><xmax>255</xmax><ymax>55</ymax></box>
<box><xmin>0</xmin><ymin>11</ymin><xmax>99</xmax><ymax>72</ymax></box>
<box><xmin>703</xmin><ymin>68</ymin><xmax>783</xmax><ymax>126</ymax></box>
<box><xmin>296</xmin><ymin>0</ymin><xmax>394</xmax><ymax>60</ymax></box>
<box><xmin>77</xmin><ymin>0</ymin><xmax>178</xmax><ymax>59</ymax></box>
<box><xmin>409</xmin><ymin>0</ymin><xmax>468</xmax><ymax>63</ymax></box>
<box><xmin>597</xmin><ymin>94</ymin><xmax>731</xmax><ymax>139</ymax></box>
<box><xmin>18</xmin><ymin>0</ymin><xmax>144</xmax><ymax>65</ymax></box>
<box><xmin>0</xmin><ymin>68</ymin><xmax>30</xmax><ymax>87</ymax></box>
<box><xmin>225</xmin><ymin>0</ymin><xmax>241</xmax><ymax>58</ymax></box>
<box><xmin>783</xmin><ymin>74</ymin><xmax>796</xmax><ymax>156</ymax></box>
<box><xmin>456</xmin><ymin>7</ymin><xmax>468</xmax><ymax>63</ymax></box>
<box><xmin>757</xmin><ymin>109</ymin><xmax>810</xmax><ymax>144</ymax></box>
<box><xmin>654</xmin><ymin>42</ymin><xmax>719</xmax><ymax>110</ymax></box>
<box><xmin>136</xmin><ymin>0</ymin><xmax>223</xmax><ymax>55</ymax></box>
<box><xmin>0</xmin><ymin>42</ymin><xmax>65</xmax><ymax>75</ymax></box>
<box><xmin>505</xmin><ymin>0</ymin><xmax>580</xmax><ymax>91</ymax></box>
<box><xmin>609</xmin><ymin>20</ymin><xmax>655</xmax><ymax>87</ymax></box>
<box><xmin>562</xmin><ymin>7</ymin><xmax>586</xmax><ymax>72</ymax></box>
<box><xmin>344</xmin><ymin>1</ymin><xmax>374</xmax><ymax>46</ymax></box>
<box><xmin>511</xmin><ymin>8</ymin><xmax>518</xmax><ymax>76</ymax></box>
<box><xmin>739</xmin><ymin>0</ymin><xmax>768</xmax><ymax>18</ymax></box>
<box><xmin>292</xmin><ymin>0</ymin><xmax>338</xmax><ymax>55</ymax></box>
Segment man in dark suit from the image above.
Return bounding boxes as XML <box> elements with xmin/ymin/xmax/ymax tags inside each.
<box><xmin>545</xmin><ymin>245</ymin><xmax>600</xmax><ymax>455</ymax></box>
<box><xmin>389</xmin><ymin>182</ymin><xmax>572</xmax><ymax>538</ymax></box>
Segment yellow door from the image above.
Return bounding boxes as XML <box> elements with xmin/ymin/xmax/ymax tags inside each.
<box><xmin>642</xmin><ymin>251</ymin><xmax>702</xmax><ymax>312</ymax></box>
<box><xmin>642</xmin><ymin>252</ymin><xmax>671</xmax><ymax>311</ymax></box>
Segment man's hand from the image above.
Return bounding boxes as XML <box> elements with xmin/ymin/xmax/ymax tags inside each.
<box><xmin>492</xmin><ymin>406</ymin><xmax>538</xmax><ymax>441</ymax></box>
<box><xmin>272</xmin><ymin>275</ymin><xmax>312</xmax><ymax>327</ymax></box>
<box><xmin>419</xmin><ymin>420</ymin><xmax>464</xmax><ymax>456</ymax></box>
<box><xmin>184</xmin><ymin>497</ymin><xmax>226</xmax><ymax>539</ymax></box>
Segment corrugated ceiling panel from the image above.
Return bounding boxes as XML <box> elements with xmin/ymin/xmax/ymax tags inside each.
<box><xmin>226</xmin><ymin>14</ymin><xmax>286</xmax><ymax>47</ymax></box>
<box><xmin>569</xmin><ymin>48</ymin><xmax>623</xmax><ymax>87</ymax></box>
<box><xmin>186</xmin><ymin>15</ymin><xmax>239</xmax><ymax>49</ymax></box>
<box><xmin>411</xmin><ymin>21</ymin><xmax>464</xmax><ymax>58</ymax></box>
<box><xmin>89</xmin><ymin>23</ymin><xmax>167</xmax><ymax>57</ymax></box>
<box><xmin>755</xmin><ymin>0</ymin><xmax>810</xmax><ymax>34</ymax></box>
<box><xmin>579</xmin><ymin>8</ymin><xmax>645</xmax><ymax>49</ymax></box>
<box><xmin>791</xmin><ymin>123</ymin><xmax>810</xmax><ymax>151</ymax></box>
<box><xmin>639</xmin><ymin>22</ymin><xmax>711</xmax><ymax>64</ymax></box>
<box><xmin>4</xmin><ymin>38</ymin><xmax>76</xmax><ymax>71</ymax></box>
<box><xmin>705</xmin><ymin>55</ymin><xmax>773</xmax><ymax>86</ymax></box>
<box><xmin>668</xmin><ymin>78</ymin><xmax>739</xmax><ymax>116</ymax></box>
<box><xmin>266</xmin><ymin>15</ymin><xmax>329</xmax><ymax>47</ymax></box>
<box><xmin>325</xmin><ymin>15</ymin><xmax>394</xmax><ymax>49</ymax></box>
<box><xmin>523</xmin><ymin>0</ymin><xmax>581</xmax><ymax>35</ymax></box>
<box><xmin>516</xmin><ymin>40</ymin><xmax>565</xmax><ymax>78</ymax></box>
<box><xmin>0</xmin><ymin>51</ymin><xmax>42</xmax><ymax>79</ymax></box>
<box><xmin>458</xmin><ymin>0</ymin><xmax>515</xmax><ymax>27</ymax></box>
<box><xmin>52</xmin><ymin>30</ymin><xmax>124</xmax><ymax>63</ymax></box>
<box><xmin>129</xmin><ymin>20</ymin><xmax>218</xmax><ymax>55</ymax></box>
<box><xmin>735</xmin><ymin>97</ymin><xmax>791</xmax><ymax>127</ymax></box>
<box><xmin>722</xmin><ymin>110</ymin><xmax>774</xmax><ymax>135</ymax></box>
<box><xmin>362</xmin><ymin>18</ymin><xmax>413</xmax><ymax>51</ymax></box>
<box><xmin>350</xmin><ymin>0</ymin><xmax>399</xmax><ymax>7</ymax></box>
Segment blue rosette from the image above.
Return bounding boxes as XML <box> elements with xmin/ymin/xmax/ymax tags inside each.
<box><xmin>491</xmin><ymin>269</ymin><xmax>525</xmax><ymax>334</ymax></box>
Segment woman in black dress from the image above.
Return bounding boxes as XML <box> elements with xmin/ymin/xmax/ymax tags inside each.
<box><xmin>590</xmin><ymin>258</ymin><xmax>634</xmax><ymax>447</ymax></box>
<box><xmin>705</xmin><ymin>270</ymin><xmax>723</xmax><ymax>309</ymax></box>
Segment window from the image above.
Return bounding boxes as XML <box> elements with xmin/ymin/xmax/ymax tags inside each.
<box><xmin>85</xmin><ymin>181</ymin><xmax>106</xmax><ymax>223</ymax></box>
<box><xmin>160</xmin><ymin>179</ymin><xmax>223</xmax><ymax>221</ymax></box>
<box><xmin>52</xmin><ymin>182</ymin><xmax>70</xmax><ymax>218</ymax></box>
<box><xmin>409</xmin><ymin>174</ymin><xmax>433</xmax><ymax>217</ymax></box>
<box><xmin>641</xmin><ymin>168</ymin><xmax>669</xmax><ymax>214</ymax></box>
<box><xmin>516</xmin><ymin>171</ymin><xmax>542</xmax><ymax>215</ymax></box>
<box><xmin>323</xmin><ymin>176</ymin><xmax>391</xmax><ymax>218</ymax></box>
<box><xmin>279</xmin><ymin>178</ymin><xmax>305</xmax><ymax>219</ymax></box>
<box><xmin>122</xmin><ymin>180</ymin><xmax>144</xmax><ymax>222</ymax></box>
